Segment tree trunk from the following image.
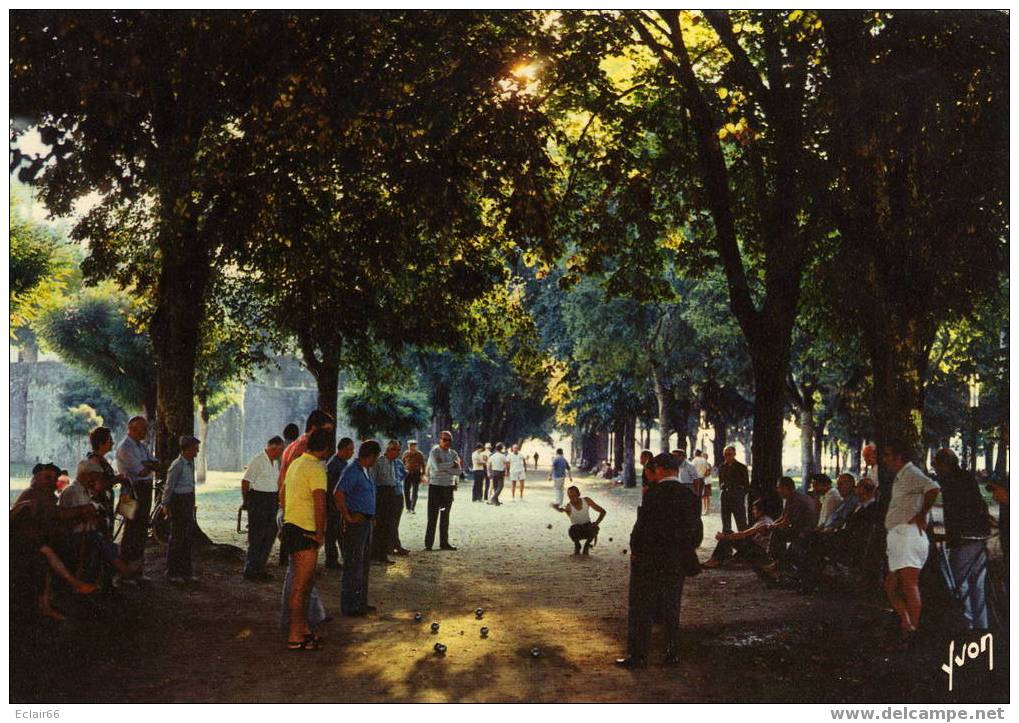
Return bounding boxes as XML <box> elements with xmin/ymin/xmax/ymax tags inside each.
<box><xmin>622</xmin><ymin>414</ymin><xmax>637</xmax><ymax>487</ymax></box>
<box><xmin>613</xmin><ymin>417</ymin><xmax>625</xmax><ymax>472</ymax></box>
<box><xmin>798</xmin><ymin>406</ymin><xmax>814</xmax><ymax>490</ymax></box>
<box><xmin>995</xmin><ymin>422</ymin><xmax>1008</xmax><ymax>475</ymax></box>
<box><xmin>652</xmin><ymin>369</ymin><xmax>672</xmax><ymax>454</ymax></box>
<box><xmin>849</xmin><ymin>436</ymin><xmax>863</xmax><ymax>473</ymax></box>
<box><xmin>712</xmin><ymin>420</ymin><xmax>727</xmax><ymax>468</ymax></box>
<box><xmin>749</xmin><ymin>344</ymin><xmax>791</xmax><ymax>499</ymax></box>
<box><xmin>196</xmin><ymin>397</ymin><xmax>209</xmax><ymax>484</ymax></box>
<box><xmin>984</xmin><ymin>441</ymin><xmax>994</xmax><ymax>474</ymax></box>
<box><xmin>813</xmin><ymin>418</ymin><xmax>826</xmax><ymax>475</ymax></box>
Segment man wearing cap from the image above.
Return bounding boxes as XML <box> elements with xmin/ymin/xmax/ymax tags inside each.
<box><xmin>163</xmin><ymin>436</ymin><xmax>200</xmax><ymax>583</ymax></box>
<box><xmin>116</xmin><ymin>416</ymin><xmax>160</xmax><ymax>582</ymax></box>
<box><xmin>401</xmin><ymin>440</ymin><xmax>425</xmax><ymax>513</ymax></box>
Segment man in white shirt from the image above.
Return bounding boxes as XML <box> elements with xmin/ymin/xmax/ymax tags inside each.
<box><xmin>242</xmin><ymin>436</ymin><xmax>285</xmax><ymax>581</ymax></box>
<box><xmin>471</xmin><ymin>445</ymin><xmax>487</xmax><ymax>502</ymax></box>
<box><xmin>672</xmin><ymin>450</ymin><xmax>700</xmax><ymax>493</ymax></box>
<box><xmin>506</xmin><ymin>444</ymin><xmax>527</xmax><ymax>501</ymax></box>
<box><xmin>487</xmin><ymin>443</ymin><xmax>507</xmax><ymax>506</ymax></box>
<box><xmin>692</xmin><ymin>450</ymin><xmax>713</xmax><ymax>516</ymax></box>
<box><xmin>882</xmin><ymin>438</ymin><xmax>940</xmax><ymax>643</ymax></box>
<box><xmin>810</xmin><ymin>473</ymin><xmax>843</xmax><ymax>528</ymax></box>
<box><xmin>861</xmin><ymin>443</ymin><xmax>879</xmax><ymax>486</ymax></box>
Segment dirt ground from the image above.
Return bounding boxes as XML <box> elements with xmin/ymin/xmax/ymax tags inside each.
<box><xmin>10</xmin><ymin>471</ymin><xmax>1009</xmax><ymax>704</ymax></box>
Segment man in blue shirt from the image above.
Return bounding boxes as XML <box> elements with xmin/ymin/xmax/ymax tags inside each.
<box><xmin>324</xmin><ymin>437</ymin><xmax>355</xmax><ymax>570</ymax></box>
<box><xmin>335</xmin><ymin>440</ymin><xmax>381</xmax><ymax>617</ymax></box>
<box><xmin>548</xmin><ymin>448</ymin><xmax>573</xmax><ymax>507</ymax></box>
<box><xmin>163</xmin><ymin>435</ymin><xmax>200</xmax><ymax>583</ymax></box>
<box><xmin>823</xmin><ymin>473</ymin><xmax>860</xmax><ymax>530</ymax></box>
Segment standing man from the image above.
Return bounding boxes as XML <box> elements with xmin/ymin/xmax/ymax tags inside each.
<box><xmin>932</xmin><ymin>448</ymin><xmax>991</xmax><ymax>630</ymax></box>
<box><xmin>242</xmin><ymin>436</ymin><xmax>285</xmax><ymax>581</ymax></box>
<box><xmin>882</xmin><ymin>438</ymin><xmax>940</xmax><ymax>644</ymax></box>
<box><xmin>163</xmin><ymin>435</ymin><xmax>200</xmax><ymax>583</ymax></box>
<box><xmin>672</xmin><ymin>449</ymin><xmax>700</xmax><ymax>493</ymax></box>
<box><xmin>533</xmin><ymin>451</ymin><xmax>540</xmax><ymax>471</ymax></box>
<box><xmin>335</xmin><ymin>440</ymin><xmax>381</xmax><ymax>617</ymax></box>
<box><xmin>370</xmin><ymin>440</ymin><xmax>402</xmax><ymax>565</ymax></box>
<box><xmin>718</xmin><ymin>446</ymin><xmax>750</xmax><ymax>535</ymax></box>
<box><xmin>115</xmin><ymin>416</ymin><xmax>160</xmax><ymax>584</ymax></box>
<box><xmin>616</xmin><ymin>452</ymin><xmax>703</xmax><ymax>668</ymax></box>
<box><xmin>480</xmin><ymin>443</ymin><xmax>492</xmax><ymax>501</ymax></box>
<box><xmin>471</xmin><ymin>444</ymin><xmax>487</xmax><ymax>502</ymax></box>
<box><xmin>324</xmin><ymin>437</ymin><xmax>355</xmax><ymax>570</ymax></box>
<box><xmin>507</xmin><ymin>443</ymin><xmax>527</xmax><ymax>501</ymax></box>
<box><xmin>277</xmin><ymin>410</ymin><xmax>335</xmax><ymax>567</ymax></box>
<box><xmin>425</xmin><ymin>430</ymin><xmax>460</xmax><ymax>550</ymax></box>
<box><xmin>549</xmin><ymin>448</ymin><xmax>573</xmax><ymax>508</ymax></box>
<box><xmin>402</xmin><ymin>440</ymin><xmax>425</xmax><ymax>513</ymax></box>
<box><xmin>692</xmin><ymin>450</ymin><xmax>713</xmax><ymax>516</ymax></box>
<box><xmin>487</xmin><ymin>443</ymin><xmax>507</xmax><ymax>506</ymax></box>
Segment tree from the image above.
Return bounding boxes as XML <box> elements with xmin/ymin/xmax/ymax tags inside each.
<box><xmin>58</xmin><ymin>378</ymin><xmax>129</xmax><ymax>433</ymax></box>
<box><xmin>820</xmin><ymin>11</ymin><xmax>1008</xmax><ymax>478</ymax></box>
<box><xmin>35</xmin><ymin>286</ymin><xmax>157</xmax><ymax>419</ymax></box>
<box><xmin>342</xmin><ymin>389</ymin><xmax>430</xmax><ymax>440</ymax></box>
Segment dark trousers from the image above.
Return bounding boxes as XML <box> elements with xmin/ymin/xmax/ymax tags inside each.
<box><xmin>404</xmin><ymin>472</ymin><xmax>422</xmax><ymax>512</ymax></box>
<box><xmin>712</xmin><ymin>536</ymin><xmax>768</xmax><ymax>563</ymax></box>
<box><xmin>392</xmin><ymin>493</ymin><xmax>404</xmax><ymax>551</ymax></box>
<box><xmin>371</xmin><ymin>487</ymin><xmax>400</xmax><ymax>560</ymax></box>
<box><xmin>425</xmin><ymin>485</ymin><xmax>454</xmax><ymax>549</ymax></box>
<box><xmin>569</xmin><ymin>522</ymin><xmax>598</xmax><ymax>551</ymax></box>
<box><xmin>120</xmin><ymin>481</ymin><xmax>153</xmax><ymax>565</ymax></box>
<box><xmin>768</xmin><ymin>527</ymin><xmax>808</xmax><ymax>570</ymax></box>
<box><xmin>244</xmin><ymin>490</ymin><xmax>278</xmax><ymax>575</ymax></box>
<box><xmin>324</xmin><ymin>490</ymin><xmax>341</xmax><ymax>566</ymax></box>
<box><xmin>720</xmin><ymin>488</ymin><xmax>748</xmax><ymax>534</ymax></box>
<box><xmin>626</xmin><ymin>562</ymin><xmax>685</xmax><ymax>659</ymax></box>
<box><xmin>472</xmin><ymin>471</ymin><xmax>486</xmax><ymax>501</ymax></box>
<box><xmin>340</xmin><ymin>520</ymin><xmax>372</xmax><ymax>614</ymax></box>
<box><xmin>490</xmin><ymin>471</ymin><xmax>505</xmax><ymax>504</ymax></box>
<box><xmin>166</xmin><ymin>493</ymin><xmax>195</xmax><ymax>578</ymax></box>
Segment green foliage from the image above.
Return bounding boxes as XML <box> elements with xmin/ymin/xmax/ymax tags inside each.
<box><xmin>34</xmin><ymin>285</ymin><xmax>157</xmax><ymax>415</ymax></box>
<box><xmin>58</xmin><ymin>377</ymin><xmax>129</xmax><ymax>431</ymax></box>
<box><xmin>342</xmin><ymin>389</ymin><xmax>430</xmax><ymax>440</ymax></box>
<box><xmin>56</xmin><ymin>403</ymin><xmax>104</xmax><ymax>439</ymax></box>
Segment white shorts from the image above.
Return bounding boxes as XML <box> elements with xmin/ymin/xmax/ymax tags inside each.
<box><xmin>510</xmin><ymin>469</ymin><xmax>526</xmax><ymax>481</ymax></box>
<box><xmin>886</xmin><ymin>523</ymin><xmax>930</xmax><ymax>572</ymax></box>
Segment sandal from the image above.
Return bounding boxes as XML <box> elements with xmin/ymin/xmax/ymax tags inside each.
<box><xmin>287</xmin><ymin>637</ymin><xmax>322</xmax><ymax>651</ymax></box>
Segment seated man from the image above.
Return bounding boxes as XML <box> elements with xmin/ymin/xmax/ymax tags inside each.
<box><xmin>761</xmin><ymin>477</ymin><xmax>819</xmax><ymax>578</ymax></box>
<box><xmin>555</xmin><ymin>486</ymin><xmax>607</xmax><ymax>555</ymax></box>
<box><xmin>11</xmin><ymin>463</ymin><xmax>100</xmax><ymax>620</ymax></box>
<box><xmin>822</xmin><ymin>473</ymin><xmax>859</xmax><ymax>530</ymax></box>
<box><xmin>702</xmin><ymin>499</ymin><xmax>774</xmax><ymax>568</ymax></box>
<box><xmin>803</xmin><ymin>478</ymin><xmax>883</xmax><ymax>587</ymax></box>
<box><xmin>59</xmin><ymin>461</ymin><xmax>136</xmax><ymax>583</ymax></box>
<box><xmin>810</xmin><ymin>473</ymin><xmax>843</xmax><ymax>529</ymax></box>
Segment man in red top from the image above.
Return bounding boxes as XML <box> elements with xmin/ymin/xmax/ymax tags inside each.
<box><xmin>277</xmin><ymin>410</ymin><xmax>335</xmax><ymax>567</ymax></box>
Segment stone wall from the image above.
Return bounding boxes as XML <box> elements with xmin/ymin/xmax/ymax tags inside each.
<box><xmin>10</xmin><ymin>355</ymin><xmax>355</xmax><ymax>473</ymax></box>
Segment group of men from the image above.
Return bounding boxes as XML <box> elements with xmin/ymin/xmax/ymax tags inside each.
<box><xmin>10</xmin><ymin>416</ymin><xmax>205</xmax><ymax>620</ymax></box>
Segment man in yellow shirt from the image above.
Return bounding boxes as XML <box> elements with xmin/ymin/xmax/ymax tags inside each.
<box><xmin>281</xmin><ymin>428</ymin><xmax>331</xmax><ymax>651</ymax></box>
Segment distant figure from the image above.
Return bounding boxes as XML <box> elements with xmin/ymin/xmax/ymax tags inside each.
<box><xmin>471</xmin><ymin>444</ymin><xmax>487</xmax><ymax>502</ymax></box>
<box><xmin>861</xmin><ymin>443</ymin><xmax>878</xmax><ymax>485</ymax></box>
<box><xmin>162</xmin><ymin>435</ymin><xmax>201</xmax><ymax>584</ymax></box>
<box><xmin>424</xmin><ymin>431</ymin><xmax>461</xmax><ymax>550</ymax></box>
<box><xmin>615</xmin><ymin>453</ymin><xmax>702</xmax><ymax>668</ymax></box>
<box><xmin>555</xmin><ymin>485</ymin><xmax>606</xmax><ymax>555</ymax></box>
<box><xmin>533</xmin><ymin>451</ymin><xmax>540</xmax><ymax>470</ymax></box>
<box><xmin>280</xmin><ymin>428</ymin><xmax>331</xmax><ymax>649</ymax></box>
<box><xmin>335</xmin><ymin>440</ymin><xmax>381</xmax><ymax>617</ymax></box>
<box><xmin>882</xmin><ymin>439</ymin><xmax>940</xmax><ymax>645</ymax></box>
<box><xmin>507</xmin><ymin>444</ymin><xmax>526</xmax><ymax>500</ymax></box>
<box><xmin>717</xmin><ymin>446</ymin><xmax>750</xmax><ymax>535</ymax></box>
<box><xmin>401</xmin><ymin>441</ymin><xmax>425</xmax><ymax>513</ymax></box>
<box><xmin>242</xmin><ymin>436</ymin><xmax>285</xmax><ymax>581</ymax></box>
<box><xmin>672</xmin><ymin>449</ymin><xmax>699</xmax><ymax>492</ymax></box>
<box><xmin>324</xmin><ymin>437</ymin><xmax>355</xmax><ymax>571</ymax></box>
<box><xmin>487</xmin><ymin>443</ymin><xmax>507</xmax><ymax>506</ymax></box>
<box><xmin>549</xmin><ymin>448</ymin><xmax>573</xmax><ymax>507</ymax></box>
<box><xmin>115</xmin><ymin>416</ymin><xmax>159</xmax><ymax>584</ymax></box>
<box><xmin>692</xmin><ymin>451</ymin><xmax>712</xmax><ymax>515</ymax></box>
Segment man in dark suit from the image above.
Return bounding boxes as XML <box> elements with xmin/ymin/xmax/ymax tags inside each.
<box><xmin>718</xmin><ymin>445</ymin><xmax>750</xmax><ymax>534</ymax></box>
<box><xmin>616</xmin><ymin>452</ymin><xmax>703</xmax><ymax>668</ymax></box>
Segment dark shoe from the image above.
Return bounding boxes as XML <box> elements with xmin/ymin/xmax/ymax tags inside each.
<box><xmin>394</xmin><ymin>548</ymin><xmax>411</xmax><ymax>556</ymax></box>
<box><xmin>439</xmin><ymin>545</ymin><xmax>458</xmax><ymax>551</ymax></box>
<box><xmin>614</xmin><ymin>656</ymin><xmax>648</xmax><ymax>669</ymax></box>
<box><xmin>373</xmin><ymin>557</ymin><xmax>395</xmax><ymax>565</ymax></box>
<box><xmin>363</xmin><ymin>604</ymin><xmax>378</xmax><ymax>612</ymax></box>
<box><xmin>701</xmin><ymin>557</ymin><xmax>723</xmax><ymax>569</ymax></box>
<box><xmin>663</xmin><ymin>652</ymin><xmax>682</xmax><ymax>665</ymax></box>
<box><xmin>424</xmin><ymin>546</ymin><xmax>433</xmax><ymax>551</ymax></box>
<box><xmin>342</xmin><ymin>610</ymin><xmax>368</xmax><ymax>618</ymax></box>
